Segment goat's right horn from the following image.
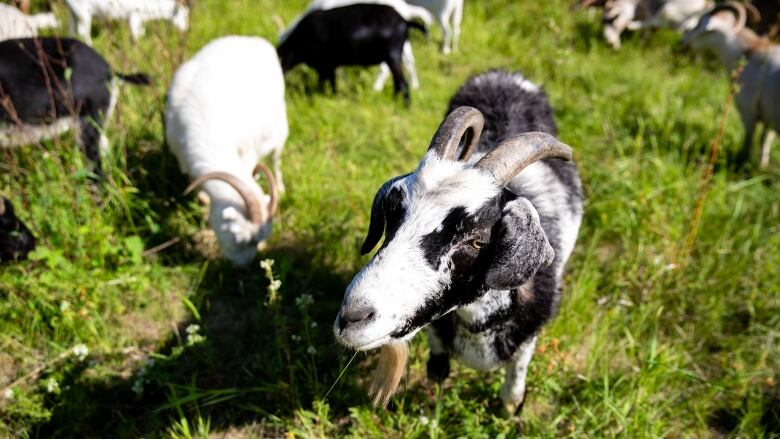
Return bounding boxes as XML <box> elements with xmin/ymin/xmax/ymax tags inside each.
<box><xmin>252</xmin><ymin>162</ymin><xmax>279</xmax><ymax>219</ymax></box>
<box><xmin>427</xmin><ymin>106</ymin><xmax>484</xmax><ymax>162</ymax></box>
<box><xmin>475</xmin><ymin>132</ymin><xmax>572</xmax><ymax>187</ymax></box>
<box><xmin>184</xmin><ymin>172</ymin><xmax>265</xmax><ymax>225</ymax></box>
<box><xmin>710</xmin><ymin>1</ymin><xmax>748</xmax><ymax>33</ymax></box>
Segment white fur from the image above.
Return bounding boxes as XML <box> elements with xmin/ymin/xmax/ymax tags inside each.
<box><xmin>165</xmin><ymin>36</ymin><xmax>288</xmax><ymax>266</ymax></box>
<box><xmin>280</xmin><ymin>0</ymin><xmax>430</xmax><ymax>91</ymax></box>
<box><xmin>0</xmin><ymin>4</ymin><xmax>59</xmax><ymax>40</ymax></box>
<box><xmin>603</xmin><ymin>0</ymin><xmax>712</xmax><ymax>50</ymax></box>
<box><xmin>500</xmin><ymin>335</ymin><xmax>537</xmax><ymax>414</ymax></box>
<box><xmin>64</xmin><ymin>0</ymin><xmax>188</xmax><ymax>45</ymax></box>
<box><xmin>406</xmin><ymin>0</ymin><xmax>464</xmax><ymax>54</ymax></box>
<box><xmin>683</xmin><ymin>10</ymin><xmax>780</xmax><ymax>168</ymax></box>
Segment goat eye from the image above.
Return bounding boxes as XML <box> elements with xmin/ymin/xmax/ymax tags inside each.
<box><xmin>469</xmin><ymin>239</ymin><xmax>487</xmax><ymax>250</ymax></box>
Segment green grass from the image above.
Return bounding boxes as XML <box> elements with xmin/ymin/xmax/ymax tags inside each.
<box><xmin>1</xmin><ymin>0</ymin><xmax>779</xmax><ymax>437</ymax></box>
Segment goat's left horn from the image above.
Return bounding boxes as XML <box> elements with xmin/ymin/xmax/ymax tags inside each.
<box><xmin>427</xmin><ymin>106</ymin><xmax>484</xmax><ymax>162</ymax></box>
<box><xmin>184</xmin><ymin>172</ymin><xmax>265</xmax><ymax>225</ymax></box>
<box><xmin>252</xmin><ymin>162</ymin><xmax>279</xmax><ymax>219</ymax></box>
<box><xmin>474</xmin><ymin>132</ymin><xmax>572</xmax><ymax>187</ymax></box>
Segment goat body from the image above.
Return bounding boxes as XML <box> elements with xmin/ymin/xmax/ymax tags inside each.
<box><xmin>0</xmin><ymin>4</ymin><xmax>59</xmax><ymax>40</ymax></box>
<box><xmin>0</xmin><ymin>197</ymin><xmax>36</xmax><ymax>263</ymax></box>
<box><xmin>165</xmin><ymin>36</ymin><xmax>287</xmax><ymax>266</ymax></box>
<box><xmin>0</xmin><ymin>37</ymin><xmax>150</xmax><ymax>175</ymax></box>
<box><xmin>684</xmin><ymin>4</ymin><xmax>780</xmax><ymax>168</ymax></box>
<box><xmin>278</xmin><ymin>3</ymin><xmax>426</xmax><ymax>102</ymax></box>
<box><xmin>64</xmin><ymin>0</ymin><xmax>189</xmax><ymax>44</ymax></box>
<box><xmin>406</xmin><ymin>0</ymin><xmax>464</xmax><ymax>54</ymax></box>
<box><xmin>602</xmin><ymin>0</ymin><xmax>711</xmax><ymax>49</ymax></box>
<box><xmin>334</xmin><ymin>70</ymin><xmax>583</xmax><ymax>414</ymax></box>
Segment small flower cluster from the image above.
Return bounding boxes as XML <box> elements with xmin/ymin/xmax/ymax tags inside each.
<box><xmin>185</xmin><ymin>324</ymin><xmax>206</xmax><ymax>346</ymax></box>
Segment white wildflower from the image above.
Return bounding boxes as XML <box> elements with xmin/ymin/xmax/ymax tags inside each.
<box><xmin>72</xmin><ymin>344</ymin><xmax>89</xmax><ymax>361</ymax></box>
<box><xmin>259</xmin><ymin>259</ymin><xmax>274</xmax><ymax>271</ymax></box>
<box><xmin>46</xmin><ymin>378</ymin><xmax>59</xmax><ymax>394</ymax></box>
<box><xmin>291</xmin><ymin>334</ymin><xmax>301</xmax><ymax>342</ymax></box>
<box><xmin>420</xmin><ymin>415</ymin><xmax>430</xmax><ymax>426</ymax></box>
<box><xmin>306</xmin><ymin>345</ymin><xmax>317</xmax><ymax>355</ymax></box>
<box><xmin>310</xmin><ymin>321</ymin><xmax>318</xmax><ymax>328</ymax></box>
<box><xmin>3</xmin><ymin>388</ymin><xmax>13</xmax><ymax>401</ymax></box>
<box><xmin>59</xmin><ymin>300</ymin><xmax>71</xmax><ymax>312</ymax></box>
<box><xmin>185</xmin><ymin>324</ymin><xmax>205</xmax><ymax>346</ymax></box>
<box><xmin>185</xmin><ymin>324</ymin><xmax>200</xmax><ymax>335</ymax></box>
<box><xmin>270</xmin><ymin>279</ymin><xmax>282</xmax><ymax>291</ymax></box>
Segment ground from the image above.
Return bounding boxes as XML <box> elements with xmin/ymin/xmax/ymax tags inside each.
<box><xmin>0</xmin><ymin>0</ymin><xmax>778</xmax><ymax>437</ymax></box>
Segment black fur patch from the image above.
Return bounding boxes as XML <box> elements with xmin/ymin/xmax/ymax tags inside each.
<box><xmin>0</xmin><ymin>198</ymin><xmax>36</xmax><ymax>263</ymax></box>
<box><xmin>427</xmin><ymin>353</ymin><xmax>450</xmax><ymax>382</ymax></box>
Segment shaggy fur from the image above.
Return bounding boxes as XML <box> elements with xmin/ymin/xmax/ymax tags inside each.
<box><xmin>335</xmin><ymin>70</ymin><xmax>583</xmax><ymax>413</ymax></box>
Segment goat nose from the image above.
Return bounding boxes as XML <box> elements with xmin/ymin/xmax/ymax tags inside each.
<box><xmin>338</xmin><ymin>307</ymin><xmax>376</xmax><ymax>331</ymax></box>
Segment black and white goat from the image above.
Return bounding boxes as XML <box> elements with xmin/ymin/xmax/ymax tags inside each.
<box><xmin>334</xmin><ymin>70</ymin><xmax>583</xmax><ymax>414</ymax></box>
<box><xmin>0</xmin><ymin>37</ymin><xmax>150</xmax><ymax>175</ymax></box>
<box><xmin>277</xmin><ymin>3</ymin><xmax>427</xmax><ymax>102</ymax></box>
<box><xmin>0</xmin><ymin>197</ymin><xmax>36</xmax><ymax>263</ymax></box>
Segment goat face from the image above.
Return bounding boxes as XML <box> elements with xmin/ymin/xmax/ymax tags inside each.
<box><xmin>0</xmin><ymin>197</ymin><xmax>36</xmax><ymax>263</ymax></box>
<box><xmin>334</xmin><ymin>107</ymin><xmax>570</xmax><ymax>351</ymax></box>
<box><xmin>210</xmin><ymin>198</ymin><xmax>273</xmax><ymax>266</ymax></box>
<box><xmin>683</xmin><ymin>3</ymin><xmax>745</xmax><ymax>50</ymax></box>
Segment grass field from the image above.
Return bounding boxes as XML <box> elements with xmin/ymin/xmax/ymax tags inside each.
<box><xmin>1</xmin><ymin>0</ymin><xmax>779</xmax><ymax>437</ymax></box>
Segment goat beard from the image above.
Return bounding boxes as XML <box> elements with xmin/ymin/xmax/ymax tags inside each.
<box><xmin>369</xmin><ymin>342</ymin><xmax>409</xmax><ymax>407</ymax></box>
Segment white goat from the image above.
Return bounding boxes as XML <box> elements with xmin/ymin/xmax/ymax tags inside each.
<box><xmin>684</xmin><ymin>2</ymin><xmax>778</xmax><ymax>168</ymax></box>
<box><xmin>64</xmin><ymin>0</ymin><xmax>189</xmax><ymax>45</ymax></box>
<box><xmin>280</xmin><ymin>0</ymin><xmax>433</xmax><ymax>91</ymax></box>
<box><xmin>406</xmin><ymin>0</ymin><xmax>464</xmax><ymax>54</ymax></box>
<box><xmin>602</xmin><ymin>0</ymin><xmax>712</xmax><ymax>49</ymax></box>
<box><xmin>165</xmin><ymin>36</ymin><xmax>287</xmax><ymax>266</ymax></box>
<box><xmin>0</xmin><ymin>4</ymin><xmax>59</xmax><ymax>40</ymax></box>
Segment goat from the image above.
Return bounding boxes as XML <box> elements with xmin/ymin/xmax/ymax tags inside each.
<box><xmin>0</xmin><ymin>37</ymin><xmax>150</xmax><ymax>176</ymax></box>
<box><xmin>600</xmin><ymin>0</ymin><xmax>712</xmax><ymax>49</ymax></box>
<box><xmin>0</xmin><ymin>197</ymin><xmax>36</xmax><ymax>263</ymax></box>
<box><xmin>165</xmin><ymin>36</ymin><xmax>285</xmax><ymax>266</ymax></box>
<box><xmin>684</xmin><ymin>1</ymin><xmax>779</xmax><ymax>168</ymax></box>
<box><xmin>334</xmin><ymin>70</ymin><xmax>583</xmax><ymax>415</ymax></box>
<box><xmin>406</xmin><ymin>0</ymin><xmax>464</xmax><ymax>54</ymax></box>
<box><xmin>279</xmin><ymin>0</ymin><xmax>433</xmax><ymax>92</ymax></box>
<box><xmin>64</xmin><ymin>0</ymin><xmax>189</xmax><ymax>45</ymax></box>
<box><xmin>0</xmin><ymin>4</ymin><xmax>59</xmax><ymax>41</ymax></box>
<box><xmin>277</xmin><ymin>3</ymin><xmax>427</xmax><ymax>103</ymax></box>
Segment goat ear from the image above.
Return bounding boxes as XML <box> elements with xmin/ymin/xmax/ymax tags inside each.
<box><xmin>361</xmin><ymin>191</ymin><xmax>387</xmax><ymax>255</ymax></box>
<box><xmin>485</xmin><ymin>198</ymin><xmax>554</xmax><ymax>291</ymax></box>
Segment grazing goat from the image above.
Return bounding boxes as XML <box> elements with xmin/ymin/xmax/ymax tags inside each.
<box><xmin>64</xmin><ymin>0</ymin><xmax>189</xmax><ymax>45</ymax></box>
<box><xmin>684</xmin><ymin>1</ymin><xmax>779</xmax><ymax>168</ymax></box>
<box><xmin>334</xmin><ymin>70</ymin><xmax>583</xmax><ymax>414</ymax></box>
<box><xmin>277</xmin><ymin>3</ymin><xmax>427</xmax><ymax>102</ymax></box>
<box><xmin>0</xmin><ymin>37</ymin><xmax>150</xmax><ymax>176</ymax></box>
<box><xmin>165</xmin><ymin>36</ymin><xmax>286</xmax><ymax>266</ymax></box>
<box><xmin>0</xmin><ymin>4</ymin><xmax>59</xmax><ymax>41</ymax></box>
<box><xmin>406</xmin><ymin>0</ymin><xmax>464</xmax><ymax>54</ymax></box>
<box><xmin>280</xmin><ymin>0</ymin><xmax>432</xmax><ymax>91</ymax></box>
<box><xmin>600</xmin><ymin>0</ymin><xmax>712</xmax><ymax>49</ymax></box>
<box><xmin>0</xmin><ymin>197</ymin><xmax>36</xmax><ymax>263</ymax></box>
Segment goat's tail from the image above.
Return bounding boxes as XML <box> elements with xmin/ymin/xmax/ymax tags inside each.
<box><xmin>115</xmin><ymin>72</ymin><xmax>152</xmax><ymax>86</ymax></box>
<box><xmin>407</xmin><ymin>20</ymin><xmax>428</xmax><ymax>36</ymax></box>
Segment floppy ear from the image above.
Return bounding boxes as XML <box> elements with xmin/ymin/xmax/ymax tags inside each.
<box><xmin>360</xmin><ymin>174</ymin><xmax>409</xmax><ymax>255</ymax></box>
<box><xmin>485</xmin><ymin>197</ymin><xmax>554</xmax><ymax>290</ymax></box>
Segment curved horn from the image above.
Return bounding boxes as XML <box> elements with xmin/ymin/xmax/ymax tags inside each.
<box><xmin>252</xmin><ymin>162</ymin><xmax>279</xmax><ymax>219</ymax></box>
<box><xmin>184</xmin><ymin>172</ymin><xmax>265</xmax><ymax>225</ymax></box>
<box><xmin>709</xmin><ymin>1</ymin><xmax>747</xmax><ymax>34</ymax></box>
<box><xmin>427</xmin><ymin>106</ymin><xmax>484</xmax><ymax>162</ymax></box>
<box><xmin>743</xmin><ymin>1</ymin><xmax>761</xmax><ymax>24</ymax></box>
<box><xmin>475</xmin><ymin>132</ymin><xmax>573</xmax><ymax>187</ymax></box>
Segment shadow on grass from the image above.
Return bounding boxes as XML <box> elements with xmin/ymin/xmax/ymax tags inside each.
<box><xmin>31</xmin><ymin>243</ymin><xmax>372</xmax><ymax>437</ymax></box>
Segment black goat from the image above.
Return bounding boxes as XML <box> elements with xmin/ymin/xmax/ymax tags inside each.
<box><xmin>0</xmin><ymin>197</ymin><xmax>36</xmax><ymax>263</ymax></box>
<box><xmin>0</xmin><ymin>37</ymin><xmax>150</xmax><ymax>176</ymax></box>
<box><xmin>277</xmin><ymin>3</ymin><xmax>426</xmax><ymax>102</ymax></box>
